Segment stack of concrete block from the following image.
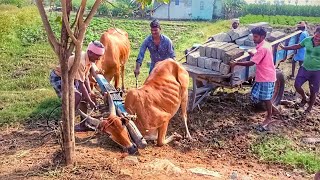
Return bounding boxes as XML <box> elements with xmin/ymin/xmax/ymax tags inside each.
<box><xmin>227</xmin><ymin>28</ymin><xmax>250</xmax><ymax>41</ymax></box>
<box><xmin>267</xmin><ymin>31</ymin><xmax>286</xmax><ymax>42</ymax></box>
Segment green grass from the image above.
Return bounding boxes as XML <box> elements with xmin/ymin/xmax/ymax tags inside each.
<box><xmin>252</xmin><ymin>135</ymin><xmax>320</xmax><ymax>173</ymax></box>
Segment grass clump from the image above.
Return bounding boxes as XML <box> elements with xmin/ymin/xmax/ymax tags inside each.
<box><xmin>252</xmin><ymin>135</ymin><xmax>320</xmax><ymax>173</ymax></box>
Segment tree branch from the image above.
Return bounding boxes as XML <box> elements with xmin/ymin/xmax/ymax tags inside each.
<box><xmin>61</xmin><ymin>0</ymin><xmax>80</xmax><ymax>45</ymax></box>
<box><xmin>71</xmin><ymin>7</ymin><xmax>81</xmax><ymax>29</ymax></box>
<box><xmin>78</xmin><ymin>0</ymin><xmax>87</xmax><ymax>27</ymax></box>
<box><xmin>84</xmin><ymin>0</ymin><xmax>102</xmax><ymax>26</ymax></box>
<box><xmin>35</xmin><ymin>0</ymin><xmax>60</xmax><ymax>55</ymax></box>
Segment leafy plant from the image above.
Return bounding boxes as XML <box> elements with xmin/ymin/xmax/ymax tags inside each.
<box><xmin>242</xmin><ymin>4</ymin><xmax>320</xmax><ymax>17</ymax></box>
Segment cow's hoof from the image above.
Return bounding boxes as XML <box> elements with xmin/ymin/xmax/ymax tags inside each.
<box><xmin>136</xmin><ymin>139</ymin><xmax>147</xmax><ymax>149</ymax></box>
<box><xmin>127</xmin><ymin>143</ymin><xmax>138</xmax><ymax>155</ymax></box>
<box><xmin>186</xmin><ymin>135</ymin><xmax>193</xmax><ymax>140</ymax></box>
<box><xmin>173</xmin><ymin>132</ymin><xmax>183</xmax><ymax>141</ymax></box>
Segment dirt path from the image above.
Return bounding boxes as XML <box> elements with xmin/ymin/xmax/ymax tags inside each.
<box><xmin>0</xmin><ymin>62</ymin><xmax>319</xmax><ymax>180</ymax></box>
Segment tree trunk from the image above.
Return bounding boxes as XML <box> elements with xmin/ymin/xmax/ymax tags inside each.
<box><xmin>60</xmin><ymin>0</ymin><xmax>74</xmax><ymax>165</ymax></box>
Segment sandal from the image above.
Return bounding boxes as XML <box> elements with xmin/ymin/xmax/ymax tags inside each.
<box><xmin>287</xmin><ymin>75</ymin><xmax>295</xmax><ymax>80</ymax></box>
<box><xmin>256</xmin><ymin>124</ymin><xmax>269</xmax><ymax>132</ymax></box>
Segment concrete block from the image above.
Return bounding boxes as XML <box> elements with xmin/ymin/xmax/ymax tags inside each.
<box><xmin>265</xmin><ymin>26</ymin><xmax>273</xmax><ymax>32</ymax></box>
<box><xmin>205</xmin><ymin>42</ymin><xmax>225</xmax><ymax>58</ymax></box>
<box><xmin>199</xmin><ymin>45</ymin><xmax>206</xmax><ymax>57</ymax></box>
<box><xmin>244</xmin><ymin>39</ymin><xmax>256</xmax><ymax>47</ymax></box>
<box><xmin>267</xmin><ymin>31</ymin><xmax>286</xmax><ymax>42</ymax></box>
<box><xmin>227</xmin><ymin>28</ymin><xmax>250</xmax><ymax>41</ymax></box>
<box><xmin>216</xmin><ymin>43</ymin><xmax>234</xmax><ymax>60</ymax></box>
<box><xmin>199</xmin><ymin>42</ymin><xmax>217</xmax><ymax>57</ymax></box>
<box><xmin>248</xmin><ymin>22</ymin><xmax>269</xmax><ymax>31</ymax></box>
<box><xmin>221</xmin><ymin>44</ymin><xmax>239</xmax><ymax>58</ymax></box>
<box><xmin>197</xmin><ymin>57</ymin><xmax>207</xmax><ymax>68</ymax></box>
<box><xmin>204</xmin><ymin>58</ymin><xmax>215</xmax><ymax>69</ymax></box>
<box><xmin>186</xmin><ymin>51</ymin><xmax>200</xmax><ymax>66</ymax></box>
<box><xmin>211</xmin><ymin>59</ymin><xmax>222</xmax><ymax>72</ymax></box>
<box><xmin>213</xmin><ymin>33</ymin><xmax>232</xmax><ymax>42</ymax></box>
<box><xmin>235</xmin><ymin>36</ymin><xmax>248</xmax><ymax>46</ymax></box>
<box><xmin>222</xmin><ymin>48</ymin><xmax>245</xmax><ymax>64</ymax></box>
<box><xmin>220</xmin><ymin>63</ymin><xmax>231</xmax><ymax>75</ymax></box>
<box><xmin>204</xmin><ymin>42</ymin><xmax>218</xmax><ymax>57</ymax></box>
<box><xmin>210</xmin><ymin>42</ymin><xmax>228</xmax><ymax>58</ymax></box>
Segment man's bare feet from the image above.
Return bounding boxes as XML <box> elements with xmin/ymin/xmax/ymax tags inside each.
<box><xmin>261</xmin><ymin>117</ymin><xmax>278</xmax><ymax>128</ymax></box>
<box><xmin>272</xmin><ymin>105</ymin><xmax>280</xmax><ymax>116</ymax></box>
<box><xmin>304</xmin><ymin>106</ymin><xmax>312</xmax><ymax>114</ymax></box>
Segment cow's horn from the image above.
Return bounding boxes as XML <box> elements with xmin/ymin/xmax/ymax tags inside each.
<box><xmin>106</xmin><ymin>92</ymin><xmax>116</xmax><ymax>115</ymax></box>
<box><xmin>77</xmin><ymin>109</ymin><xmax>100</xmax><ymax>129</ymax></box>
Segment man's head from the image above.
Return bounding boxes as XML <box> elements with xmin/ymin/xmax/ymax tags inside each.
<box><xmin>297</xmin><ymin>21</ymin><xmax>307</xmax><ymax>31</ymax></box>
<box><xmin>87</xmin><ymin>41</ymin><xmax>105</xmax><ymax>62</ymax></box>
<box><xmin>231</xmin><ymin>18</ymin><xmax>240</xmax><ymax>29</ymax></box>
<box><xmin>314</xmin><ymin>26</ymin><xmax>320</xmax><ymax>43</ymax></box>
<box><xmin>251</xmin><ymin>27</ymin><xmax>267</xmax><ymax>44</ymax></box>
<box><xmin>150</xmin><ymin>19</ymin><xmax>161</xmax><ymax>38</ymax></box>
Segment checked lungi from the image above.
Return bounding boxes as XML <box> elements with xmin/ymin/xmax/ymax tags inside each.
<box><xmin>250</xmin><ymin>82</ymin><xmax>275</xmax><ymax>103</ymax></box>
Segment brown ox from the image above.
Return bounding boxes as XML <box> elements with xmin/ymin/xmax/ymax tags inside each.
<box><xmin>96</xmin><ymin>28</ymin><xmax>130</xmax><ymax>91</ymax></box>
<box><xmin>124</xmin><ymin>59</ymin><xmax>192</xmax><ymax>146</ymax></box>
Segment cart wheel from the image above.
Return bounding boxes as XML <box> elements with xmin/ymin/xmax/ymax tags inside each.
<box><xmin>254</xmin><ymin>69</ymin><xmax>285</xmax><ymax>110</ymax></box>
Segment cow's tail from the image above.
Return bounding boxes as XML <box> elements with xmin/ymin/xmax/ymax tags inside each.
<box><xmin>173</xmin><ymin>61</ymin><xmax>192</xmax><ymax>139</ymax></box>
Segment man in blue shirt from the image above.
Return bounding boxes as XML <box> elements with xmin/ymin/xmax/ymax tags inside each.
<box><xmin>134</xmin><ymin>19</ymin><xmax>175</xmax><ymax>76</ymax></box>
<box><xmin>290</xmin><ymin>21</ymin><xmax>309</xmax><ymax>79</ymax></box>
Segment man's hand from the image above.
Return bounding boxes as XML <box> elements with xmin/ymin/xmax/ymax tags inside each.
<box><xmin>229</xmin><ymin>61</ymin><xmax>237</xmax><ymax>69</ymax></box>
<box><xmin>95</xmin><ymin>68</ymin><xmax>104</xmax><ymax>74</ymax></box>
<box><xmin>278</xmin><ymin>43</ymin><xmax>285</xmax><ymax>50</ymax></box>
<box><xmin>248</xmin><ymin>51</ymin><xmax>255</xmax><ymax>57</ymax></box>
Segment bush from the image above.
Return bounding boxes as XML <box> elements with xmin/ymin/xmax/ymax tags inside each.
<box><xmin>242</xmin><ymin>4</ymin><xmax>320</xmax><ymax>17</ymax></box>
